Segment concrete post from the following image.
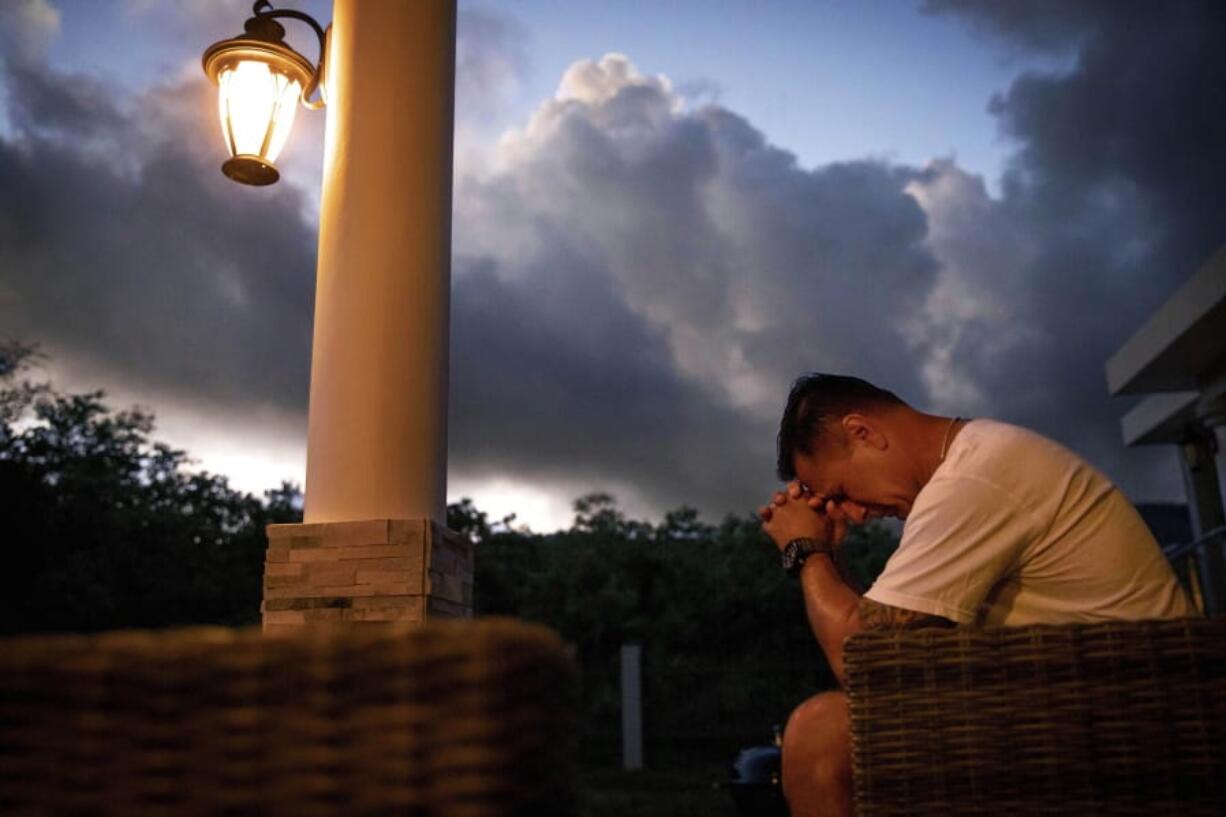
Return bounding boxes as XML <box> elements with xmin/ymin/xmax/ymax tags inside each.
<box><xmin>260</xmin><ymin>0</ymin><xmax>468</xmax><ymax>630</ymax></box>
<box><xmin>621</xmin><ymin>643</ymin><xmax>644</xmax><ymax>771</ymax></box>
<box><xmin>305</xmin><ymin>0</ymin><xmax>455</xmax><ymax>525</ymax></box>
<box><xmin>1178</xmin><ymin>423</ymin><xmax>1226</xmax><ymax>616</ymax></box>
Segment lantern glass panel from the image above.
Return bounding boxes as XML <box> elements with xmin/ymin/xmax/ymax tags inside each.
<box><xmin>217</xmin><ymin>60</ymin><xmax>302</xmax><ymax>163</ymax></box>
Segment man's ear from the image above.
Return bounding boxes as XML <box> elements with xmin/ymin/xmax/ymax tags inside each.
<box><xmin>841</xmin><ymin>413</ymin><xmax>888</xmax><ymax>451</ymax></box>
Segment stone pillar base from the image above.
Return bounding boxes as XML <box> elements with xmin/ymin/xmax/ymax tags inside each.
<box><xmin>261</xmin><ymin>519</ymin><xmax>473</xmax><ymax>633</ymax></box>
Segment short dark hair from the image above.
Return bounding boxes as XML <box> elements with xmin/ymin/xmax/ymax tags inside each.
<box><xmin>776</xmin><ymin>374</ymin><xmax>906</xmax><ymax>480</ymax></box>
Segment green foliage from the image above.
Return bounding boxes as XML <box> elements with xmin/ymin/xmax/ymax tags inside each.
<box><xmin>0</xmin><ymin>342</ymin><xmax>302</xmax><ymax>634</ymax></box>
<box><xmin>469</xmin><ymin>490</ymin><xmax>900</xmax><ymax>752</ymax></box>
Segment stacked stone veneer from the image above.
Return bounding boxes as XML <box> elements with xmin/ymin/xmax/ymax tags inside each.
<box><xmin>261</xmin><ymin>519</ymin><xmax>473</xmax><ymax>632</ymax></box>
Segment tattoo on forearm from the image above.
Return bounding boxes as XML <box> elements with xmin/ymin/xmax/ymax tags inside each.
<box><xmin>856</xmin><ymin>597</ymin><xmax>954</xmax><ymax>631</ymax></box>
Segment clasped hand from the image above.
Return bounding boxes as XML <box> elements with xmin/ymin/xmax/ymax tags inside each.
<box><xmin>758</xmin><ymin>481</ymin><xmax>850</xmax><ymax>552</ymax></box>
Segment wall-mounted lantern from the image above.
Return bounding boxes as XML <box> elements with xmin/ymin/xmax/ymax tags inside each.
<box><xmin>202</xmin><ymin>1</ymin><xmax>327</xmax><ymax>186</ymax></box>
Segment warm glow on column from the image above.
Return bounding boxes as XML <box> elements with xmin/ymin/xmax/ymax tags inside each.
<box><xmin>217</xmin><ymin>61</ymin><xmax>303</xmax><ymax>166</ymax></box>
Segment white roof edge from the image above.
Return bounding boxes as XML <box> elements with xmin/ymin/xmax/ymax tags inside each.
<box><xmin>1121</xmin><ymin>391</ymin><xmax>1200</xmax><ymax>446</ymax></box>
<box><xmin>1106</xmin><ymin>242</ymin><xmax>1226</xmax><ymax>395</ymax></box>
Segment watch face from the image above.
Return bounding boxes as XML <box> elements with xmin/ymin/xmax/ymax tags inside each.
<box><xmin>781</xmin><ymin>540</ymin><xmax>804</xmax><ymax>574</ymax></box>
<box><xmin>782</xmin><ymin>538</ymin><xmax>826</xmax><ymax>576</ymax></box>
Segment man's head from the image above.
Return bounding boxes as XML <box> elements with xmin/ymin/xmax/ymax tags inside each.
<box><xmin>776</xmin><ymin>374</ymin><xmax>920</xmax><ymax>521</ymax></box>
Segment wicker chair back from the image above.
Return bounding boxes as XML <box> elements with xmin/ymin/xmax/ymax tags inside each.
<box><xmin>845</xmin><ymin>617</ymin><xmax>1226</xmax><ymax>816</ymax></box>
<box><xmin>0</xmin><ymin>618</ymin><xmax>577</xmax><ymax>817</ymax></box>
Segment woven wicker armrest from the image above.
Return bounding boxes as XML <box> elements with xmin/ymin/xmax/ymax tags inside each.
<box><xmin>844</xmin><ymin>617</ymin><xmax>1226</xmax><ymax>816</ymax></box>
<box><xmin>0</xmin><ymin>618</ymin><xmax>577</xmax><ymax>817</ymax></box>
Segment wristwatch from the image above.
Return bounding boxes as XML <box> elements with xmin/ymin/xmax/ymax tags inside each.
<box><xmin>781</xmin><ymin>537</ymin><xmax>833</xmax><ymax>576</ymax></box>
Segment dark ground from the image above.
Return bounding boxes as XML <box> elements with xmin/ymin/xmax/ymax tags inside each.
<box><xmin>577</xmin><ymin>734</ymin><xmax>783</xmax><ymax>817</ymax></box>
<box><xmin>579</xmin><ymin>765</ymin><xmax>740</xmax><ymax>817</ymax></box>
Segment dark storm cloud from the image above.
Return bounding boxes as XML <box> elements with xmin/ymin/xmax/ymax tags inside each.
<box><xmin>456</xmin><ymin>8</ymin><xmax>528</xmax><ymax>122</ymax></box>
<box><xmin>0</xmin><ymin>42</ymin><xmax>317</xmax><ymax>412</ymax></box>
<box><xmin>915</xmin><ymin>0</ymin><xmax>1226</xmax><ymax>497</ymax></box>
<box><xmin>2</xmin><ymin>56</ymin><xmax>126</xmax><ymax>142</ymax></box>
<box><xmin>0</xmin><ymin>2</ymin><xmax>529</xmax><ymax>419</ymax></box>
<box><xmin>924</xmin><ymin>0</ymin><xmax>1107</xmax><ymax>54</ymax></box>
<box><xmin>447</xmin><ymin>55</ymin><xmax>940</xmax><ymax>513</ymax></box>
<box><xmin>450</xmin><ymin>251</ymin><xmax>768</xmax><ymax>514</ymax></box>
<box><xmin>7</xmin><ymin>0</ymin><xmax>1212</xmax><ymax>520</ymax></box>
<box><xmin>927</xmin><ymin>0</ymin><xmax>1226</xmax><ymax>296</ymax></box>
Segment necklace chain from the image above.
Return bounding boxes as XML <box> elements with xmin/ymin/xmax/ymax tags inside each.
<box><xmin>940</xmin><ymin>416</ymin><xmax>962</xmax><ymax>462</ymax></box>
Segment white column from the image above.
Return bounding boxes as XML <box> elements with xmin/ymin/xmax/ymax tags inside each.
<box><xmin>304</xmin><ymin>0</ymin><xmax>456</xmax><ymax>524</ymax></box>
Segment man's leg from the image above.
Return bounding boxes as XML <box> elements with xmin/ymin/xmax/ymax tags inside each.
<box><xmin>781</xmin><ymin>690</ymin><xmax>853</xmax><ymax>817</ymax></box>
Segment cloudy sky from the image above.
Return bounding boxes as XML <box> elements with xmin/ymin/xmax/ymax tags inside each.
<box><xmin>2</xmin><ymin>0</ymin><xmax>1224</xmax><ymax>530</ymax></box>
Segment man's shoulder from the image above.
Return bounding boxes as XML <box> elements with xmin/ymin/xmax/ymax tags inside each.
<box><xmin>959</xmin><ymin>418</ymin><xmax>1052</xmax><ymax>449</ymax></box>
<box><xmin>951</xmin><ymin>419</ymin><xmax>1093</xmax><ymax>475</ymax></box>
<box><xmin>930</xmin><ymin>418</ymin><xmax>1114</xmax><ymax>520</ymax></box>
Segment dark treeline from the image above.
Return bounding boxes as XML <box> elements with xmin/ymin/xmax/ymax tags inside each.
<box><xmin>0</xmin><ymin>342</ymin><xmax>302</xmax><ymax>634</ymax></box>
<box><xmin>1</xmin><ymin>341</ymin><xmax>899</xmax><ymax>756</ymax></box>
<box><xmin>450</xmin><ymin>493</ymin><xmax>898</xmax><ymax>756</ymax></box>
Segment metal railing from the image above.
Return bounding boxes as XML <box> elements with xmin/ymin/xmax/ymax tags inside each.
<box><xmin>1163</xmin><ymin>525</ymin><xmax>1226</xmax><ymax>615</ymax></box>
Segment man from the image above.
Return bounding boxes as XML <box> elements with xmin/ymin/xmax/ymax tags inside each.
<box><xmin>758</xmin><ymin>374</ymin><xmax>1196</xmax><ymax>817</ymax></box>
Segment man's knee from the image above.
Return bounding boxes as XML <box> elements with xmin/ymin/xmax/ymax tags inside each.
<box><xmin>784</xmin><ymin>690</ymin><xmax>850</xmax><ymax>757</ymax></box>
<box><xmin>782</xmin><ymin>690</ymin><xmax>852</xmax><ymax>814</ymax></box>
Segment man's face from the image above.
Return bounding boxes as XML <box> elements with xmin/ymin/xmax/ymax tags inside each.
<box><xmin>791</xmin><ymin>431</ymin><xmax>918</xmax><ymax>523</ymax></box>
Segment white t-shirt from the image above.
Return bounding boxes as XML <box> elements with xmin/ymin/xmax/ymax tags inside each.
<box><xmin>864</xmin><ymin>419</ymin><xmax>1197</xmax><ymax>627</ymax></box>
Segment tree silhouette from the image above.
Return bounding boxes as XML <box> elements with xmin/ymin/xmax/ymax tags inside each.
<box><xmin>0</xmin><ymin>342</ymin><xmax>302</xmax><ymax>634</ymax></box>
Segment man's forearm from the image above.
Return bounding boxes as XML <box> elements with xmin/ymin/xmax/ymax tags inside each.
<box><xmin>798</xmin><ymin>553</ymin><xmax>862</xmax><ymax>685</ymax></box>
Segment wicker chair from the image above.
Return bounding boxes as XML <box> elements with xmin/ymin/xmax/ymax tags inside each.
<box><xmin>0</xmin><ymin>618</ymin><xmax>577</xmax><ymax>816</ymax></box>
<box><xmin>844</xmin><ymin>617</ymin><xmax>1226</xmax><ymax>816</ymax></box>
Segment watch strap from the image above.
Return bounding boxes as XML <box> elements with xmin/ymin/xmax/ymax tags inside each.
<box><xmin>781</xmin><ymin>537</ymin><xmax>832</xmax><ymax>576</ymax></box>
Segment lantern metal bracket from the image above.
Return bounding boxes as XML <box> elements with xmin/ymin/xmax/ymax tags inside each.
<box><xmin>244</xmin><ymin>0</ymin><xmax>328</xmax><ymax>109</ymax></box>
